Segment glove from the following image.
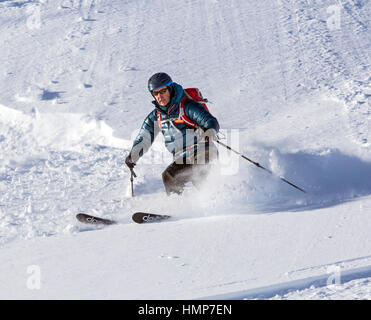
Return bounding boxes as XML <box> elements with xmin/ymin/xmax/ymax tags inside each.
<box><xmin>200</xmin><ymin>128</ymin><xmax>219</xmax><ymax>142</ymax></box>
<box><xmin>125</xmin><ymin>154</ymin><xmax>136</xmax><ymax>170</ymax></box>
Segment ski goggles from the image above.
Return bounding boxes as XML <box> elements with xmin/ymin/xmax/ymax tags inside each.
<box><xmin>152</xmin><ymin>87</ymin><xmax>169</xmax><ymax>96</ymax></box>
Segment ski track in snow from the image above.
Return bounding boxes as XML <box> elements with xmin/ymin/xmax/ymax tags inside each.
<box><xmin>201</xmin><ymin>256</ymin><xmax>371</xmax><ymax>300</ymax></box>
<box><xmin>0</xmin><ymin>0</ymin><xmax>370</xmax><ymax>299</ymax></box>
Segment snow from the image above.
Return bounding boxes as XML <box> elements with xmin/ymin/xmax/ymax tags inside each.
<box><xmin>0</xmin><ymin>0</ymin><xmax>370</xmax><ymax>300</ymax></box>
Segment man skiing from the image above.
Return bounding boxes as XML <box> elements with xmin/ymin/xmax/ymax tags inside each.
<box><xmin>125</xmin><ymin>72</ymin><xmax>220</xmax><ymax>195</ymax></box>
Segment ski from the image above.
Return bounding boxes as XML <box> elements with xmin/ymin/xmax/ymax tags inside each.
<box><xmin>76</xmin><ymin>212</ymin><xmax>171</xmax><ymax>225</ymax></box>
<box><xmin>132</xmin><ymin>212</ymin><xmax>171</xmax><ymax>224</ymax></box>
<box><xmin>76</xmin><ymin>213</ymin><xmax>117</xmax><ymax>225</ymax></box>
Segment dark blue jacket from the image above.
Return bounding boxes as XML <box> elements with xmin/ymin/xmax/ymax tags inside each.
<box><xmin>130</xmin><ymin>83</ymin><xmax>219</xmax><ymax>163</ymax></box>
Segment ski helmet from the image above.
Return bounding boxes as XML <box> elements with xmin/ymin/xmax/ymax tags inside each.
<box><xmin>148</xmin><ymin>72</ymin><xmax>173</xmax><ymax>92</ymax></box>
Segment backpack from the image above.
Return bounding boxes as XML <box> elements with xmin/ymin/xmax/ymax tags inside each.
<box><xmin>156</xmin><ymin>88</ymin><xmax>209</xmax><ymax>129</ymax></box>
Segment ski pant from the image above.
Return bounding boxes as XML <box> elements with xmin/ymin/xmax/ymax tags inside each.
<box><xmin>162</xmin><ymin>147</ymin><xmax>217</xmax><ymax>196</ymax></box>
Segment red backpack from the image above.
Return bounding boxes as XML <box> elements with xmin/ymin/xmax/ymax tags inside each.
<box><xmin>157</xmin><ymin>88</ymin><xmax>209</xmax><ymax>129</ymax></box>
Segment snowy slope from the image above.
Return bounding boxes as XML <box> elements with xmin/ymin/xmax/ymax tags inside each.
<box><xmin>0</xmin><ymin>0</ymin><xmax>370</xmax><ymax>299</ymax></box>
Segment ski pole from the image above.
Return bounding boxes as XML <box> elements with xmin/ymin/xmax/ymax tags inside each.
<box><xmin>216</xmin><ymin>140</ymin><xmax>306</xmax><ymax>193</ymax></box>
<box><xmin>130</xmin><ymin>168</ymin><xmax>137</xmax><ymax>197</ymax></box>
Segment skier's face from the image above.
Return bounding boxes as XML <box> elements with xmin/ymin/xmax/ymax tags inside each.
<box><xmin>153</xmin><ymin>86</ymin><xmax>171</xmax><ymax>107</ymax></box>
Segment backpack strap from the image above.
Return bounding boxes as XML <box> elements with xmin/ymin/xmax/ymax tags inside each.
<box><xmin>176</xmin><ymin>95</ymin><xmax>198</xmax><ymax>128</ymax></box>
<box><xmin>156</xmin><ymin>110</ymin><xmax>162</xmax><ymax>129</ymax></box>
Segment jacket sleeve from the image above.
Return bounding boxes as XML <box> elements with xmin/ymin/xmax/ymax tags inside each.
<box><xmin>184</xmin><ymin>100</ymin><xmax>220</xmax><ymax>132</ymax></box>
<box><xmin>130</xmin><ymin>110</ymin><xmax>159</xmax><ymax>163</ymax></box>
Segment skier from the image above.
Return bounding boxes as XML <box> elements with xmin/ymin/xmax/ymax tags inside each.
<box><xmin>125</xmin><ymin>72</ymin><xmax>220</xmax><ymax>195</ymax></box>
